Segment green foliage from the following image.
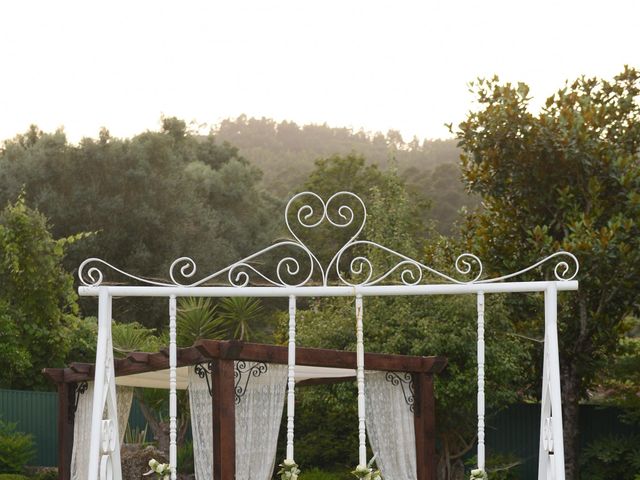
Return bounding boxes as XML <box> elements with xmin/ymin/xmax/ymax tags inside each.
<box><xmin>112</xmin><ymin>321</ymin><xmax>161</xmax><ymax>357</ymax></box>
<box><xmin>0</xmin><ymin>475</ymin><xmax>29</xmax><ymax>480</ymax></box>
<box><xmin>454</xmin><ymin>68</ymin><xmax>640</xmax><ymax>472</ymax></box>
<box><xmin>595</xmin><ymin>317</ymin><xmax>640</xmax><ymax>425</ymax></box>
<box><xmin>299</xmin><ymin>468</ymin><xmax>348</xmax><ymax>480</ymax></box>
<box><xmin>292</xmin><ymin>383</ymin><xmax>359</xmax><ymax>470</ymax></box>
<box><xmin>123</xmin><ymin>423</ymin><xmax>149</xmax><ymax>445</ymax></box>
<box><xmin>177</xmin><ymin>440</ymin><xmax>194</xmax><ymax>474</ymax></box>
<box><xmin>176</xmin><ymin>297</ymin><xmax>225</xmax><ymax>347</ymax></box>
<box><xmin>281</xmin><ymin>160</ymin><xmax>527</xmax><ymax>473</ymax></box>
<box><xmin>0</xmin><ymin>195</ymin><xmax>85</xmax><ymax>389</ymax></box>
<box><xmin>466</xmin><ymin>454</ymin><xmax>521</xmax><ymax>480</ymax></box>
<box><xmin>30</xmin><ymin>469</ymin><xmax>58</xmax><ymax>480</ymax></box>
<box><xmin>0</xmin><ymin>419</ymin><xmax>34</xmax><ymax>474</ymax></box>
<box><xmin>218</xmin><ymin>297</ymin><xmax>264</xmax><ymax>341</ymax></box>
<box><xmin>580</xmin><ymin>434</ymin><xmax>640</xmax><ymax>480</ymax></box>
<box><xmin>0</xmin><ymin>120</ymin><xmax>278</xmax><ymax>327</ymax></box>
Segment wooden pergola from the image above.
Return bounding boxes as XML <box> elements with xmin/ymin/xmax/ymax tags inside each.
<box><xmin>44</xmin><ymin>339</ymin><xmax>447</xmax><ymax>480</ymax></box>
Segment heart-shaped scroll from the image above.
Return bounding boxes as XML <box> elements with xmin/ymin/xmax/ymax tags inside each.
<box><xmin>284</xmin><ymin>191</ymin><xmax>367</xmax><ymax>286</ymax></box>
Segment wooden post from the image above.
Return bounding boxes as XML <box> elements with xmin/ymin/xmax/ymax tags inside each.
<box><xmin>414</xmin><ymin>373</ymin><xmax>436</xmax><ymax>480</ymax></box>
<box><xmin>212</xmin><ymin>359</ymin><xmax>236</xmax><ymax>480</ymax></box>
<box><xmin>58</xmin><ymin>382</ymin><xmax>75</xmax><ymax>480</ymax></box>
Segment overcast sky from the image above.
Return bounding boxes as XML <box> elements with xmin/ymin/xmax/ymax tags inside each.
<box><xmin>1</xmin><ymin>0</ymin><xmax>638</xmax><ymax>143</ymax></box>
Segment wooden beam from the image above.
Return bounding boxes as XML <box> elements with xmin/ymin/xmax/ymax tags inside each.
<box><xmin>211</xmin><ymin>359</ymin><xmax>235</xmax><ymax>480</ymax></box>
<box><xmin>199</xmin><ymin>340</ymin><xmax>447</xmax><ymax>374</ymax></box>
<box><xmin>49</xmin><ymin>340</ymin><xmax>447</xmax><ymax>384</ymax></box>
<box><xmin>414</xmin><ymin>373</ymin><xmax>437</xmax><ymax>480</ymax></box>
<box><xmin>57</xmin><ymin>382</ymin><xmax>75</xmax><ymax>480</ymax></box>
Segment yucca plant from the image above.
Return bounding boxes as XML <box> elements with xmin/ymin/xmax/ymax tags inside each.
<box><xmin>218</xmin><ymin>297</ymin><xmax>264</xmax><ymax>341</ymax></box>
<box><xmin>176</xmin><ymin>297</ymin><xmax>226</xmax><ymax>347</ymax></box>
<box><xmin>112</xmin><ymin>322</ymin><xmax>160</xmax><ymax>357</ymax></box>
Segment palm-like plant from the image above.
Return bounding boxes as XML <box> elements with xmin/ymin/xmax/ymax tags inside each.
<box><xmin>218</xmin><ymin>297</ymin><xmax>264</xmax><ymax>341</ymax></box>
<box><xmin>112</xmin><ymin>321</ymin><xmax>161</xmax><ymax>357</ymax></box>
<box><xmin>176</xmin><ymin>297</ymin><xmax>227</xmax><ymax>347</ymax></box>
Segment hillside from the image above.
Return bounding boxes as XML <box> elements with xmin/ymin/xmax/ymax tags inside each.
<box><xmin>213</xmin><ymin>115</ymin><xmax>477</xmax><ymax>234</ymax></box>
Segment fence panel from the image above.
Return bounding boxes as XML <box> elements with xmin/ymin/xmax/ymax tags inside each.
<box><xmin>0</xmin><ymin>388</ymin><xmax>58</xmax><ymax>467</ymax></box>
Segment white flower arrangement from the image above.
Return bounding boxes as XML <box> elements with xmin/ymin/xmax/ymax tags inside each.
<box><xmin>470</xmin><ymin>468</ymin><xmax>488</xmax><ymax>480</ymax></box>
<box><xmin>277</xmin><ymin>458</ymin><xmax>301</xmax><ymax>480</ymax></box>
<box><xmin>351</xmin><ymin>460</ymin><xmax>382</xmax><ymax>480</ymax></box>
<box><xmin>144</xmin><ymin>458</ymin><xmax>171</xmax><ymax>480</ymax></box>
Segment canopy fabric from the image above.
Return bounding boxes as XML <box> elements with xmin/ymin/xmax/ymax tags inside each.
<box><xmin>115</xmin><ymin>364</ymin><xmax>356</xmax><ymax>390</ymax></box>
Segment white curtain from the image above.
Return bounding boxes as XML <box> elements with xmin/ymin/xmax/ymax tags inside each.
<box><xmin>365</xmin><ymin>371</ymin><xmax>417</xmax><ymax>480</ymax></box>
<box><xmin>70</xmin><ymin>383</ymin><xmax>134</xmax><ymax>480</ymax></box>
<box><xmin>235</xmin><ymin>362</ymin><xmax>287</xmax><ymax>480</ymax></box>
<box><xmin>188</xmin><ymin>362</ymin><xmax>287</xmax><ymax>480</ymax></box>
<box><xmin>188</xmin><ymin>369</ymin><xmax>213</xmax><ymax>480</ymax></box>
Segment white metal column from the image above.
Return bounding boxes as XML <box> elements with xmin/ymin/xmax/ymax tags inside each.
<box><xmin>477</xmin><ymin>292</ymin><xmax>486</xmax><ymax>471</ymax></box>
<box><xmin>355</xmin><ymin>294</ymin><xmax>367</xmax><ymax>467</ymax></box>
<box><xmin>169</xmin><ymin>295</ymin><xmax>178</xmax><ymax>479</ymax></box>
<box><xmin>286</xmin><ymin>295</ymin><xmax>297</xmax><ymax>461</ymax></box>
<box><xmin>538</xmin><ymin>284</ymin><xmax>565</xmax><ymax>480</ymax></box>
<box><xmin>88</xmin><ymin>288</ymin><xmax>122</xmax><ymax>480</ymax></box>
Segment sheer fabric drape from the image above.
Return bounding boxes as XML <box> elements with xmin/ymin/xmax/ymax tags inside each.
<box><xmin>70</xmin><ymin>383</ymin><xmax>134</xmax><ymax>480</ymax></box>
<box><xmin>235</xmin><ymin>362</ymin><xmax>287</xmax><ymax>480</ymax></box>
<box><xmin>188</xmin><ymin>362</ymin><xmax>287</xmax><ymax>480</ymax></box>
<box><xmin>365</xmin><ymin>371</ymin><xmax>417</xmax><ymax>480</ymax></box>
<box><xmin>188</xmin><ymin>369</ymin><xmax>213</xmax><ymax>480</ymax></box>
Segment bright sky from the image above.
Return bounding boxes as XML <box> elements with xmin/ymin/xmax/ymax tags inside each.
<box><xmin>1</xmin><ymin>0</ymin><xmax>638</xmax><ymax>143</ymax></box>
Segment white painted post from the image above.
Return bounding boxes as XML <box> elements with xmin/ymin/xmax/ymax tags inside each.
<box><xmin>169</xmin><ymin>295</ymin><xmax>177</xmax><ymax>479</ymax></box>
<box><xmin>477</xmin><ymin>292</ymin><xmax>485</xmax><ymax>471</ymax></box>
<box><xmin>355</xmin><ymin>294</ymin><xmax>367</xmax><ymax>467</ymax></box>
<box><xmin>538</xmin><ymin>284</ymin><xmax>565</xmax><ymax>480</ymax></box>
<box><xmin>88</xmin><ymin>288</ymin><xmax>122</xmax><ymax>480</ymax></box>
<box><xmin>286</xmin><ymin>295</ymin><xmax>296</xmax><ymax>461</ymax></box>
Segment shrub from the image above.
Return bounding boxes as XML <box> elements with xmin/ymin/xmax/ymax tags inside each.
<box><xmin>177</xmin><ymin>440</ymin><xmax>194</xmax><ymax>474</ymax></box>
<box><xmin>0</xmin><ymin>474</ymin><xmax>29</xmax><ymax>480</ymax></box>
<box><xmin>580</xmin><ymin>434</ymin><xmax>640</xmax><ymax>480</ymax></box>
<box><xmin>0</xmin><ymin>419</ymin><xmax>34</xmax><ymax>474</ymax></box>
<box><xmin>300</xmin><ymin>468</ymin><xmax>346</xmax><ymax>480</ymax></box>
<box><xmin>32</xmin><ymin>468</ymin><xmax>58</xmax><ymax>480</ymax></box>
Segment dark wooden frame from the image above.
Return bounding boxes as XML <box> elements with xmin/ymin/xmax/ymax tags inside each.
<box><xmin>45</xmin><ymin>340</ymin><xmax>446</xmax><ymax>480</ymax></box>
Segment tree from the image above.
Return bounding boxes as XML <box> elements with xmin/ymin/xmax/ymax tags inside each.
<box><xmin>453</xmin><ymin>67</ymin><xmax>640</xmax><ymax>479</ymax></box>
<box><xmin>0</xmin><ymin>119</ymin><xmax>278</xmax><ymax>327</ymax></box>
<box><xmin>281</xmin><ymin>159</ymin><xmax>528</xmax><ymax>477</ymax></box>
<box><xmin>0</xmin><ymin>194</ymin><xmax>86</xmax><ymax>389</ymax></box>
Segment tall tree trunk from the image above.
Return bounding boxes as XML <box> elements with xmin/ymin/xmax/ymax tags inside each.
<box><xmin>561</xmin><ymin>359</ymin><xmax>580</xmax><ymax>480</ymax></box>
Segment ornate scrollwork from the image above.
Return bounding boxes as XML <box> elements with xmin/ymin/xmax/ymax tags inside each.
<box><xmin>78</xmin><ymin>191</ymin><xmax>579</xmax><ymax>288</ymax></box>
<box><xmin>234</xmin><ymin>361</ymin><xmax>268</xmax><ymax>405</ymax></box>
<box><xmin>384</xmin><ymin>372</ymin><xmax>415</xmax><ymax>413</ymax></box>
<box><xmin>194</xmin><ymin>362</ymin><xmax>215</xmax><ymax>397</ymax></box>
<box><xmin>68</xmin><ymin>381</ymin><xmax>89</xmax><ymax>421</ymax></box>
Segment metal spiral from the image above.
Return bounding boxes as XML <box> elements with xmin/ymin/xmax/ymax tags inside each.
<box><xmin>77</xmin><ymin>192</ymin><xmax>579</xmax><ymax>289</ymax></box>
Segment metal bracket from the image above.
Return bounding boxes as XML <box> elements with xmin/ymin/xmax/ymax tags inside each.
<box><xmin>384</xmin><ymin>372</ymin><xmax>415</xmax><ymax>413</ymax></box>
<box><xmin>194</xmin><ymin>362</ymin><xmax>215</xmax><ymax>397</ymax></box>
<box><xmin>234</xmin><ymin>361</ymin><xmax>268</xmax><ymax>405</ymax></box>
<box><xmin>68</xmin><ymin>381</ymin><xmax>89</xmax><ymax>421</ymax></box>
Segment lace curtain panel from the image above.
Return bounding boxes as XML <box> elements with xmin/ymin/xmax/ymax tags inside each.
<box><xmin>70</xmin><ymin>384</ymin><xmax>133</xmax><ymax>480</ymax></box>
<box><xmin>235</xmin><ymin>362</ymin><xmax>287</xmax><ymax>480</ymax></box>
<box><xmin>188</xmin><ymin>362</ymin><xmax>287</xmax><ymax>480</ymax></box>
<box><xmin>188</xmin><ymin>369</ymin><xmax>213</xmax><ymax>480</ymax></box>
<box><xmin>365</xmin><ymin>371</ymin><xmax>417</xmax><ymax>480</ymax></box>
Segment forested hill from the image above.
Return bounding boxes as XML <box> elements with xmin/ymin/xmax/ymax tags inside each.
<box><xmin>213</xmin><ymin>115</ymin><xmax>476</xmax><ymax>234</ymax></box>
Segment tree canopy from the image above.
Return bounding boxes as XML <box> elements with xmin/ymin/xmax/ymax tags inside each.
<box><xmin>0</xmin><ymin>118</ymin><xmax>279</xmax><ymax>326</ymax></box>
<box><xmin>454</xmin><ymin>66</ymin><xmax>640</xmax><ymax>479</ymax></box>
<box><xmin>0</xmin><ymin>195</ymin><xmax>85</xmax><ymax>389</ymax></box>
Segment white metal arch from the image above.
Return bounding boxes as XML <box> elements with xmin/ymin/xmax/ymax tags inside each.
<box><xmin>78</xmin><ymin>191</ymin><xmax>578</xmax><ymax>480</ymax></box>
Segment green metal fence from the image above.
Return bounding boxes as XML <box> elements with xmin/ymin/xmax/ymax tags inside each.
<box><xmin>1</xmin><ymin>387</ymin><xmax>638</xmax><ymax>475</ymax></box>
<box><xmin>0</xmin><ymin>388</ymin><xmax>59</xmax><ymax>467</ymax></box>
